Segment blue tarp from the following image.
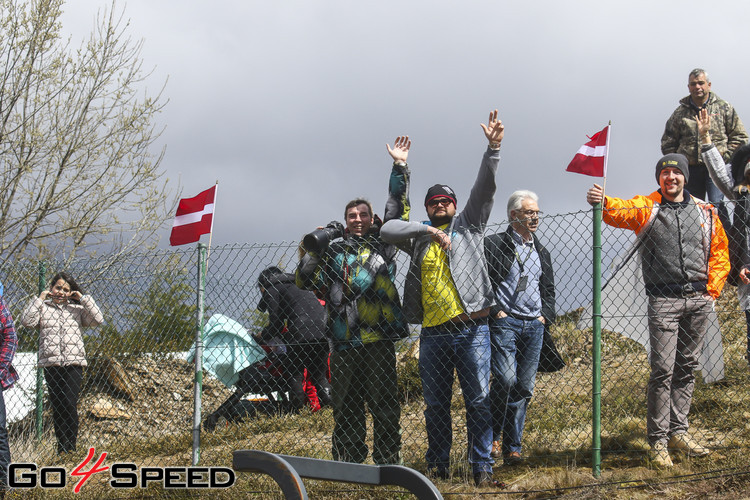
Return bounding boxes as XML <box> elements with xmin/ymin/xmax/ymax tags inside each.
<box><xmin>187</xmin><ymin>314</ymin><xmax>267</xmax><ymax>388</ymax></box>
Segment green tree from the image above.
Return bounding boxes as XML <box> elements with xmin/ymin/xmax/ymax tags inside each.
<box><xmin>124</xmin><ymin>256</ymin><xmax>197</xmax><ymax>354</ymax></box>
<box><xmin>0</xmin><ymin>0</ymin><xmax>177</xmax><ymax>262</ymax></box>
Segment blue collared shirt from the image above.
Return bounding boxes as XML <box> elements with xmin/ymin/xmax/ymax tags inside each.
<box><xmin>494</xmin><ymin>229</ymin><xmax>542</xmax><ymax>318</ymax></box>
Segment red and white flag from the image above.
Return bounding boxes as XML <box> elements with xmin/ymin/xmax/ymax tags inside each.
<box><xmin>169</xmin><ymin>185</ymin><xmax>217</xmax><ymax>246</ymax></box>
<box><xmin>566</xmin><ymin>125</ymin><xmax>609</xmax><ymax>177</ymax></box>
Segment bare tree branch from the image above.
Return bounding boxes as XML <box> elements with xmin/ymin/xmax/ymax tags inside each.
<box><xmin>0</xmin><ymin>0</ymin><xmax>179</xmax><ymax>261</ymax></box>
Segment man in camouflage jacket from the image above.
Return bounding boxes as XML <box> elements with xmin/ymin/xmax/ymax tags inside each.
<box><xmin>661</xmin><ymin>68</ymin><xmax>748</xmax><ymax>203</ymax></box>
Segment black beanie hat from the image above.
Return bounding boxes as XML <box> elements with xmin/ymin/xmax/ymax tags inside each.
<box><xmin>424</xmin><ymin>184</ymin><xmax>457</xmax><ymax>207</ymax></box>
<box><xmin>655</xmin><ymin>153</ymin><xmax>689</xmax><ymax>184</ymax></box>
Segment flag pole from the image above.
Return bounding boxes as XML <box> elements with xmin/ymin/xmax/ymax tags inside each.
<box><xmin>591</xmin><ymin>121</ymin><xmax>610</xmax><ymax>478</ymax></box>
<box><xmin>601</xmin><ymin>122</ymin><xmax>611</xmax><ymax>197</ymax></box>
<box><xmin>206</xmin><ymin>180</ymin><xmax>218</xmax><ymax>266</ymax></box>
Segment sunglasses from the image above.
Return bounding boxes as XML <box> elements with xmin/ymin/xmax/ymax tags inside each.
<box><xmin>427</xmin><ymin>198</ymin><xmax>454</xmax><ymax>207</ymax></box>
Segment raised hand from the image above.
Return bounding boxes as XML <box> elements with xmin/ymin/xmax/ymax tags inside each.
<box><xmin>386</xmin><ymin>136</ymin><xmax>411</xmax><ymax>163</ymax></box>
<box><xmin>696</xmin><ymin>108</ymin><xmax>711</xmax><ymax>143</ymax></box>
<box><xmin>480</xmin><ymin>109</ymin><xmax>504</xmax><ymax>146</ymax></box>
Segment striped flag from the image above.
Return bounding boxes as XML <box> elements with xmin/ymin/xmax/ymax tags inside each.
<box><xmin>169</xmin><ymin>185</ymin><xmax>217</xmax><ymax>246</ymax></box>
<box><xmin>566</xmin><ymin>125</ymin><xmax>609</xmax><ymax>177</ymax></box>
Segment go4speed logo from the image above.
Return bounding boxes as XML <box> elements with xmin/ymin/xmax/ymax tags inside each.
<box><xmin>9</xmin><ymin>448</ymin><xmax>235</xmax><ymax>493</ymax></box>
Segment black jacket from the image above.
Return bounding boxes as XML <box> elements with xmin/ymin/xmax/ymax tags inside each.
<box><xmin>257</xmin><ymin>272</ymin><xmax>327</xmax><ymax>343</ymax></box>
<box><xmin>484</xmin><ymin>227</ymin><xmax>556</xmax><ymax>326</ymax></box>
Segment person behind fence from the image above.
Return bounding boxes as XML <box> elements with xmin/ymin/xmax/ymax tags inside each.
<box><xmin>698</xmin><ymin>107</ymin><xmax>750</xmax><ymax>367</ymax></box>
<box><xmin>586</xmin><ymin>154</ymin><xmax>729</xmax><ymax>468</ymax></box>
<box><xmin>255</xmin><ymin>266</ymin><xmax>331</xmax><ymax>411</ymax></box>
<box><xmin>380</xmin><ymin>110</ymin><xmax>504</xmax><ymax>487</ymax></box>
<box><xmin>20</xmin><ymin>272</ymin><xmax>104</xmax><ymax>455</ymax></box>
<box><xmin>204</xmin><ymin>335</ymin><xmax>311</xmax><ymax>430</ymax></box>
<box><xmin>661</xmin><ymin>68</ymin><xmax>748</xmax><ymax>225</ymax></box>
<box><xmin>484</xmin><ymin>190</ymin><xmax>555</xmax><ymax>466</ymax></box>
<box><xmin>0</xmin><ymin>282</ymin><xmax>19</xmax><ymax>490</ymax></box>
<box><xmin>296</xmin><ymin>136</ymin><xmax>411</xmax><ymax>465</ymax></box>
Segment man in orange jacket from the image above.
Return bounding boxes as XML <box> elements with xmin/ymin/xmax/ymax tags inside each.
<box><xmin>587</xmin><ymin>153</ymin><xmax>729</xmax><ymax>468</ymax></box>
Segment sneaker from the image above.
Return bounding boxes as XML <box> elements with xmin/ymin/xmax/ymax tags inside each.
<box><xmin>650</xmin><ymin>441</ymin><xmax>673</xmax><ymax>468</ymax></box>
<box><xmin>503</xmin><ymin>451</ymin><xmax>523</xmax><ymax>466</ymax></box>
<box><xmin>473</xmin><ymin>470</ymin><xmax>495</xmax><ymax>487</ymax></box>
<box><xmin>668</xmin><ymin>433</ymin><xmax>711</xmax><ymax>457</ymax></box>
<box><xmin>490</xmin><ymin>440</ymin><xmax>502</xmax><ymax>459</ymax></box>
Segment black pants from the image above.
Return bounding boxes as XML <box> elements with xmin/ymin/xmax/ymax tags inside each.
<box><xmin>285</xmin><ymin>340</ymin><xmax>332</xmax><ymax>409</ymax></box>
<box><xmin>44</xmin><ymin>365</ymin><xmax>83</xmax><ymax>454</ymax></box>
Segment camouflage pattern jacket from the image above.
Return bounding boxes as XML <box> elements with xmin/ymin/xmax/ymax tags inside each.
<box><xmin>661</xmin><ymin>92</ymin><xmax>748</xmax><ymax>167</ymax></box>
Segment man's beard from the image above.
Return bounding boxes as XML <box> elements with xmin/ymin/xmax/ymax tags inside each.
<box><xmin>429</xmin><ymin>214</ymin><xmax>452</xmax><ymax>226</ymax></box>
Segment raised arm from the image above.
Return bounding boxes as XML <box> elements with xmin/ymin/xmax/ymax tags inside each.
<box><xmin>384</xmin><ymin>136</ymin><xmax>411</xmax><ymax>223</ymax></box>
<box><xmin>461</xmin><ymin>110</ymin><xmax>503</xmax><ymax>227</ymax></box>
<box><xmin>698</xmin><ymin>108</ymin><xmax>735</xmax><ymax>197</ymax></box>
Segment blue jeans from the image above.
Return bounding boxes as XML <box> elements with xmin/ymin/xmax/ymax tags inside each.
<box><xmin>489</xmin><ymin>316</ymin><xmax>544</xmax><ymax>455</ymax></box>
<box><xmin>419</xmin><ymin>322</ymin><xmax>492</xmax><ymax>474</ymax></box>
<box><xmin>0</xmin><ymin>390</ymin><xmax>9</xmax><ymax>486</ymax></box>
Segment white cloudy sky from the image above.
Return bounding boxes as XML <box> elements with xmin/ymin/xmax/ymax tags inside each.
<box><xmin>61</xmin><ymin>0</ymin><xmax>750</xmax><ymax>246</ymax></box>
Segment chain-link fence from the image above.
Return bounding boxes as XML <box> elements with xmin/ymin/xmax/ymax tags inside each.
<box><xmin>0</xmin><ymin>208</ymin><xmax>748</xmax><ymax>480</ymax></box>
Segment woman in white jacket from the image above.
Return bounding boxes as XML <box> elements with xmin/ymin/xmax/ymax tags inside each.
<box><xmin>20</xmin><ymin>272</ymin><xmax>103</xmax><ymax>454</ymax></box>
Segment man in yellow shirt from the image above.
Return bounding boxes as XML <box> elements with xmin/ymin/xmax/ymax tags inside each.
<box><xmin>381</xmin><ymin>110</ymin><xmax>504</xmax><ymax>487</ymax></box>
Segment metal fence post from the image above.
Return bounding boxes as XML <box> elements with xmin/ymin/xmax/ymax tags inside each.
<box><xmin>192</xmin><ymin>243</ymin><xmax>207</xmax><ymax>466</ymax></box>
<box><xmin>35</xmin><ymin>260</ymin><xmax>46</xmax><ymax>442</ymax></box>
<box><xmin>592</xmin><ymin>204</ymin><xmax>602</xmax><ymax>477</ymax></box>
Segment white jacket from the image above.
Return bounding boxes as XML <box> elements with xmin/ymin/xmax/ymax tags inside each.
<box><xmin>20</xmin><ymin>295</ymin><xmax>103</xmax><ymax>367</ymax></box>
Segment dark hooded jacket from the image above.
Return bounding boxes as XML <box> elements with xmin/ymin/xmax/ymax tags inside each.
<box><xmin>257</xmin><ymin>271</ymin><xmax>327</xmax><ymax>344</ymax></box>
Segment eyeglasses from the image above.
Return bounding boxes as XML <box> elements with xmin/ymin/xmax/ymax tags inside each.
<box><xmin>518</xmin><ymin>210</ymin><xmax>542</xmax><ymax>218</ymax></box>
<box><xmin>428</xmin><ymin>198</ymin><xmax>453</xmax><ymax>207</ymax></box>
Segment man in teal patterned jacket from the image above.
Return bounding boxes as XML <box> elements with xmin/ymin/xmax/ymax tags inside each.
<box><xmin>296</xmin><ymin>136</ymin><xmax>411</xmax><ymax>465</ymax></box>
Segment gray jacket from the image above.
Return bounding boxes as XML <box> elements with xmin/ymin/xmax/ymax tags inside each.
<box><xmin>702</xmin><ymin>144</ymin><xmax>736</xmax><ymax>199</ymax></box>
<box><xmin>380</xmin><ymin>147</ymin><xmax>500</xmax><ymax>325</ymax></box>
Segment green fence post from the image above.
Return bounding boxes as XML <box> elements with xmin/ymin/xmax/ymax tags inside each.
<box><xmin>192</xmin><ymin>243</ymin><xmax>207</xmax><ymax>466</ymax></box>
<box><xmin>35</xmin><ymin>261</ymin><xmax>47</xmax><ymax>442</ymax></box>
<box><xmin>592</xmin><ymin>203</ymin><xmax>603</xmax><ymax>477</ymax></box>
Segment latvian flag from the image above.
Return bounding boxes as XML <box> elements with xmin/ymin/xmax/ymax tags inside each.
<box><xmin>566</xmin><ymin>126</ymin><xmax>609</xmax><ymax>177</ymax></box>
<box><xmin>169</xmin><ymin>185</ymin><xmax>217</xmax><ymax>246</ymax></box>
